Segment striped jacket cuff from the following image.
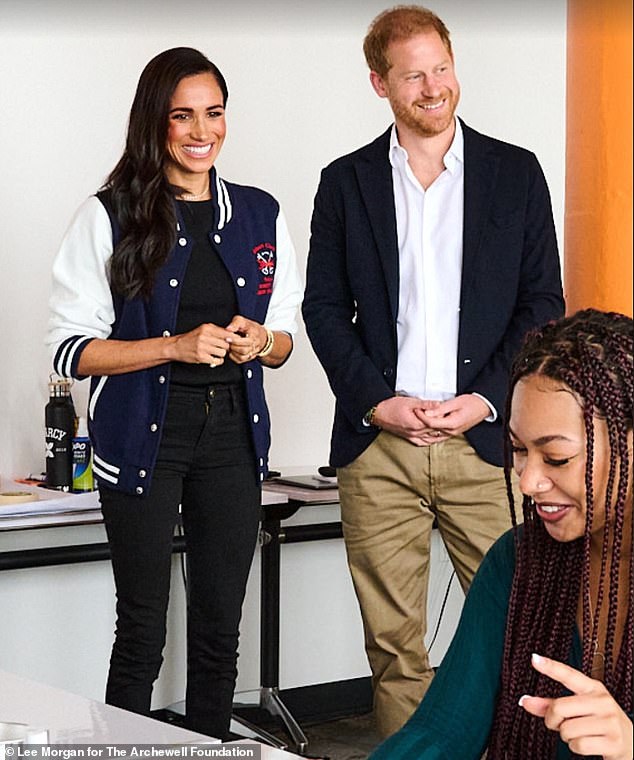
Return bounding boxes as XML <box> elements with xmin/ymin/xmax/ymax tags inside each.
<box><xmin>53</xmin><ymin>335</ymin><xmax>94</xmax><ymax>379</ymax></box>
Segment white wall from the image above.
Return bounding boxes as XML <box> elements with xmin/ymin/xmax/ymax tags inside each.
<box><xmin>0</xmin><ymin>510</ymin><xmax>459</xmax><ymax>707</ymax></box>
<box><xmin>0</xmin><ymin>0</ymin><xmax>567</xmax><ymax>710</ymax></box>
<box><xmin>0</xmin><ymin>0</ymin><xmax>566</xmax><ymax>478</ymax></box>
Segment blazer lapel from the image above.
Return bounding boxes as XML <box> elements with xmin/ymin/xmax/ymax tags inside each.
<box><xmin>354</xmin><ymin>130</ymin><xmax>400</xmax><ymax>320</ymax></box>
<box><xmin>461</xmin><ymin>122</ymin><xmax>500</xmax><ymax>299</ymax></box>
<box><xmin>351</xmin><ymin>124</ymin><xmax>501</xmax><ymax>319</ymax></box>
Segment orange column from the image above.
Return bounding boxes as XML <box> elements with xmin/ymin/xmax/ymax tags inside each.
<box><xmin>564</xmin><ymin>0</ymin><xmax>633</xmax><ymax>316</ymax></box>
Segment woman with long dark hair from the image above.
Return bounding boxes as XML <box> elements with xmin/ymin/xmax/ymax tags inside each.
<box><xmin>370</xmin><ymin>308</ymin><xmax>633</xmax><ymax>759</ymax></box>
<box><xmin>47</xmin><ymin>47</ymin><xmax>301</xmax><ymax>740</ymax></box>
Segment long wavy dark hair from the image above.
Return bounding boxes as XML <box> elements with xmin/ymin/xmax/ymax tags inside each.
<box><xmin>103</xmin><ymin>47</ymin><xmax>228</xmax><ymax>299</ymax></box>
<box><xmin>487</xmin><ymin>309</ymin><xmax>633</xmax><ymax>759</ymax></box>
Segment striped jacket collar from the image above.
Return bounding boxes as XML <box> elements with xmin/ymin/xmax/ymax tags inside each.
<box><xmin>212</xmin><ymin>167</ymin><xmax>233</xmax><ymax>230</ymax></box>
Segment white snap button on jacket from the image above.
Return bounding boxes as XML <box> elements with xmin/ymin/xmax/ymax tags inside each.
<box><xmin>236</xmin><ymin>277</ymin><xmax>246</xmax><ymax>287</ymax></box>
<box><xmin>169</xmin><ymin>279</ymin><xmax>178</xmax><ymax>287</ymax></box>
<box><xmin>178</xmin><ymin>237</ymin><xmax>187</xmax><ymax>246</ymax></box>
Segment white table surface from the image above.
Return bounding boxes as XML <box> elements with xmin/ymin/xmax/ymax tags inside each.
<box><xmin>0</xmin><ymin>670</ymin><xmax>304</xmax><ymax>757</ymax></box>
<box><xmin>0</xmin><ymin>483</ymin><xmax>288</xmax><ymax>532</ymax></box>
<box><xmin>0</xmin><ymin>669</ymin><xmax>215</xmax><ymax>744</ymax></box>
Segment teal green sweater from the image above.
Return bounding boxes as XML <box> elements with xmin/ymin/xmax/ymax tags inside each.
<box><xmin>370</xmin><ymin>529</ymin><xmax>584</xmax><ymax>760</ymax></box>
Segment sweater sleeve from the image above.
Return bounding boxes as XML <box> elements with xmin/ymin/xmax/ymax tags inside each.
<box><xmin>370</xmin><ymin>529</ymin><xmax>517</xmax><ymax>760</ymax></box>
<box><xmin>46</xmin><ymin>196</ymin><xmax>115</xmax><ymax>378</ymax></box>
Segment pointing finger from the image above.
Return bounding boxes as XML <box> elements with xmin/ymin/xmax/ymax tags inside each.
<box><xmin>530</xmin><ymin>653</ymin><xmax>597</xmax><ymax>696</ymax></box>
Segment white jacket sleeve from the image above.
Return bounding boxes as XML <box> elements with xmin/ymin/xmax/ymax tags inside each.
<box><xmin>264</xmin><ymin>207</ymin><xmax>303</xmax><ymax>335</ymax></box>
<box><xmin>46</xmin><ymin>196</ymin><xmax>115</xmax><ymax>378</ymax></box>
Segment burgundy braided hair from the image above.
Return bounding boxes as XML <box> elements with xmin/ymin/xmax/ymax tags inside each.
<box><xmin>487</xmin><ymin>309</ymin><xmax>633</xmax><ymax>759</ymax></box>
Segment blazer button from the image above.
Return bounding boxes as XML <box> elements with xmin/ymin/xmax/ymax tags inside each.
<box><xmin>236</xmin><ymin>277</ymin><xmax>246</xmax><ymax>287</ymax></box>
<box><xmin>383</xmin><ymin>367</ymin><xmax>394</xmax><ymax>378</ymax></box>
<box><xmin>213</xmin><ymin>233</ymin><xmax>222</xmax><ymax>244</ymax></box>
<box><xmin>178</xmin><ymin>237</ymin><xmax>187</xmax><ymax>247</ymax></box>
<box><xmin>169</xmin><ymin>279</ymin><xmax>179</xmax><ymax>288</ymax></box>
<box><xmin>136</xmin><ymin>486</ymin><xmax>144</xmax><ymax>495</ymax></box>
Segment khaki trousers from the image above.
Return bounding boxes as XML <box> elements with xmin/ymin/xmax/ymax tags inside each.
<box><xmin>337</xmin><ymin>431</ymin><xmax>515</xmax><ymax>738</ymax></box>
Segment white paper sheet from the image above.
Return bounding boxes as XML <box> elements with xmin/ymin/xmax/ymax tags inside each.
<box><xmin>0</xmin><ymin>481</ymin><xmax>100</xmax><ymax>516</ymax></box>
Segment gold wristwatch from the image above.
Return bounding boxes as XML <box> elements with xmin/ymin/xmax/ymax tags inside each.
<box><xmin>363</xmin><ymin>405</ymin><xmax>378</xmax><ymax>427</ymax></box>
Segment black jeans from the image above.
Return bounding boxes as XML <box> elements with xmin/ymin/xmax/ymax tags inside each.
<box><xmin>100</xmin><ymin>383</ymin><xmax>260</xmax><ymax>740</ymax></box>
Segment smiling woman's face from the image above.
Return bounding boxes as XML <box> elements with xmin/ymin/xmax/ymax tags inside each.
<box><xmin>509</xmin><ymin>374</ymin><xmax>611</xmax><ymax>543</ymax></box>
<box><xmin>164</xmin><ymin>72</ymin><xmax>226</xmax><ymax>189</ymax></box>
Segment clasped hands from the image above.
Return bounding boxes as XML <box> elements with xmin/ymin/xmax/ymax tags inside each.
<box><xmin>371</xmin><ymin>394</ymin><xmax>491</xmax><ymax>445</ymax></box>
<box><xmin>174</xmin><ymin>315</ymin><xmax>267</xmax><ymax>367</ymax></box>
<box><xmin>520</xmin><ymin>653</ymin><xmax>632</xmax><ymax>760</ymax></box>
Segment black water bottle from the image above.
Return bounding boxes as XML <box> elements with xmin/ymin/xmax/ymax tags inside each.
<box><xmin>45</xmin><ymin>377</ymin><xmax>76</xmax><ymax>490</ymax></box>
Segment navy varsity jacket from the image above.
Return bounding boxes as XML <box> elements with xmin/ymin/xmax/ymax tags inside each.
<box><xmin>47</xmin><ymin>169</ymin><xmax>301</xmax><ymax>496</ymax></box>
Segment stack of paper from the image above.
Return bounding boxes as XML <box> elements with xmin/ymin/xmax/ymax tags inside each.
<box><xmin>0</xmin><ymin>481</ymin><xmax>100</xmax><ymax>516</ymax></box>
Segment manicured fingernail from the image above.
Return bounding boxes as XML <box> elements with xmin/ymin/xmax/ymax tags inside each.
<box><xmin>518</xmin><ymin>695</ymin><xmax>530</xmax><ymax>707</ymax></box>
<box><xmin>532</xmin><ymin>653</ymin><xmax>543</xmax><ymax>665</ymax></box>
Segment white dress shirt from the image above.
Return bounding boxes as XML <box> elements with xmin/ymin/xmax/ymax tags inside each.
<box><xmin>391</xmin><ymin>119</ymin><xmax>464</xmax><ymax>401</ymax></box>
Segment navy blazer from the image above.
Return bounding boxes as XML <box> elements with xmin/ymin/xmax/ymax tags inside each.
<box><xmin>302</xmin><ymin>121</ymin><xmax>564</xmax><ymax>468</ymax></box>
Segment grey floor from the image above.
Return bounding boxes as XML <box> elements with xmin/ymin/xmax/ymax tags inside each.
<box><xmin>154</xmin><ymin>707</ymin><xmax>382</xmax><ymax>759</ymax></box>
<box><xmin>266</xmin><ymin>711</ymin><xmax>383</xmax><ymax>760</ymax></box>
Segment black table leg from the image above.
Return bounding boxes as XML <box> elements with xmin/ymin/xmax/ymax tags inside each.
<box><xmin>231</xmin><ymin>498</ymin><xmax>343</xmax><ymax>755</ymax></box>
<box><xmin>258</xmin><ymin>514</ymin><xmax>309</xmax><ymax>754</ymax></box>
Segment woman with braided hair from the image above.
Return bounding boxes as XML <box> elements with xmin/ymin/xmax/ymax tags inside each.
<box><xmin>371</xmin><ymin>308</ymin><xmax>633</xmax><ymax>759</ymax></box>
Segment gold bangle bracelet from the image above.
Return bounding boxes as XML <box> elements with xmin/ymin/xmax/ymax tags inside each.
<box><xmin>257</xmin><ymin>328</ymin><xmax>275</xmax><ymax>357</ymax></box>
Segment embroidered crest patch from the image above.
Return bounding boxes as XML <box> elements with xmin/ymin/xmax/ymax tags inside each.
<box><xmin>253</xmin><ymin>242</ymin><xmax>276</xmax><ymax>295</ymax></box>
